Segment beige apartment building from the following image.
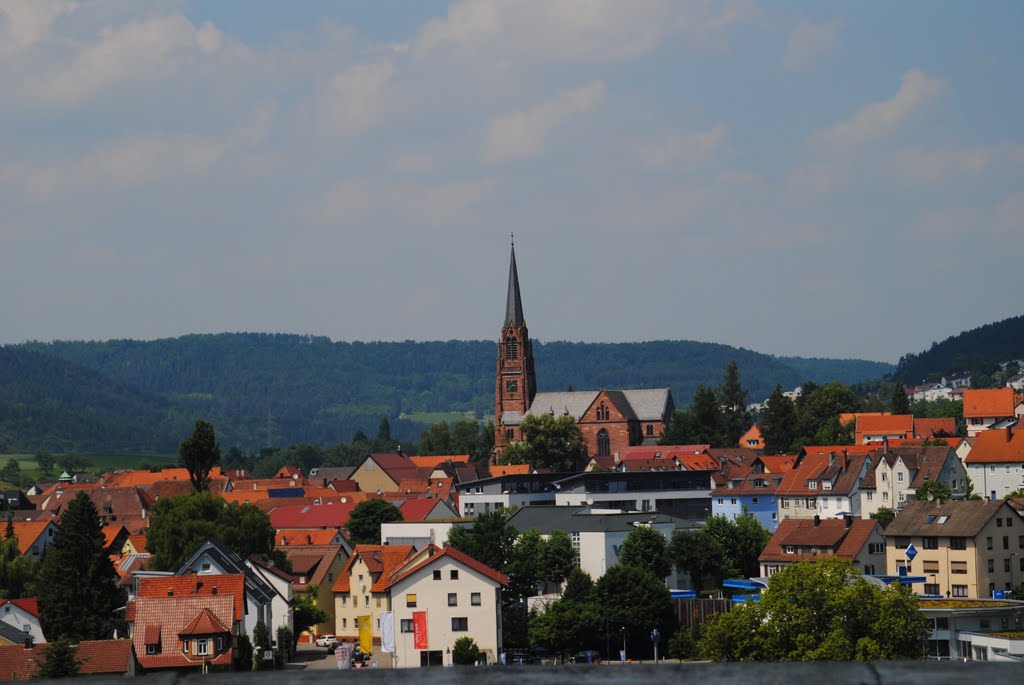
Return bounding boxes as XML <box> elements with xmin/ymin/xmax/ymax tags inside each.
<box><xmin>332</xmin><ymin>544</ymin><xmax>419</xmax><ymax>655</ymax></box>
<box><xmin>885</xmin><ymin>500</ymin><xmax>1024</xmax><ymax>599</ymax></box>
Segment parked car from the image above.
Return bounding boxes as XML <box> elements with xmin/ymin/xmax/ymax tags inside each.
<box><xmin>315</xmin><ymin>634</ymin><xmax>337</xmax><ymax>647</ymax></box>
<box><xmin>569</xmin><ymin>650</ymin><xmax>602</xmax><ymax>663</ymax></box>
<box><xmin>505</xmin><ymin>650</ymin><xmax>536</xmax><ymax>665</ymax></box>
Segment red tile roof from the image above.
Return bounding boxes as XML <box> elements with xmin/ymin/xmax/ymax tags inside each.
<box><xmin>617</xmin><ymin>445</ymin><xmax>710</xmax><ymax>461</ymax></box>
<box><xmin>963</xmin><ymin>388</ymin><xmax>1019</xmax><ymax>418</ymax></box>
<box><xmin>75</xmin><ymin>639</ymin><xmax>136</xmax><ymax>675</ymax></box>
<box><xmin>9</xmin><ymin>521</ymin><xmax>54</xmax><ymax>556</ymax></box>
<box><xmin>0</xmin><ymin>645</ymin><xmax>36</xmax><ymax>679</ymax></box>
<box><xmin>965</xmin><ymin>427</ymin><xmax>1024</xmax><ymax>464</ymax></box>
<box><xmin>275</xmin><ymin>529</ymin><xmax>342</xmax><ymax>547</ymax></box>
<box><xmin>105</xmin><ymin>467</ymin><xmax>226</xmax><ymax>488</ymax></box>
<box><xmin>397</xmin><ymin>498</ymin><xmax>443</xmax><ymax>521</ymax></box>
<box><xmin>135</xmin><ymin>575</ymin><xmax>246</xmax><ymax>622</ymax></box>
<box><xmin>758</xmin><ymin>518</ymin><xmax>880</xmax><ymax>563</ymax></box>
<box><xmin>913</xmin><ymin>417</ymin><xmax>957</xmax><ymax>438</ymax></box>
<box><xmin>180</xmin><ymin>608</ymin><xmax>230</xmax><ymax>636</ymax></box>
<box><xmin>488</xmin><ymin>464</ymin><xmax>532</xmax><ymax>476</ymax></box>
<box><xmin>332</xmin><ymin>544</ymin><xmax>416</xmax><ymax>593</ymax></box>
<box><xmin>386</xmin><ymin>544</ymin><xmax>508</xmax><ymax>589</ymax></box>
<box><xmin>408</xmin><ymin>455</ymin><xmax>470</xmax><ymax>468</ymax></box>
<box><xmin>756</xmin><ymin>455</ymin><xmax>796</xmax><ymax>473</ymax></box>
<box><xmin>129</xmin><ymin>595</ymin><xmax>234</xmax><ymax>670</ymax></box>
<box><xmin>1</xmin><ymin>598</ymin><xmax>39</xmax><ymax>618</ymax></box>
<box><xmin>857</xmin><ymin>414</ymin><xmax>914</xmax><ymax>438</ymax></box>
<box><xmin>268</xmin><ymin>501</ymin><xmax>357</xmax><ymax>529</ymax></box>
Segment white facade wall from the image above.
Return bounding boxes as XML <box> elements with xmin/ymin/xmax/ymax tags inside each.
<box><xmin>458</xmin><ymin>492</ymin><xmax>555</xmax><ymax>517</ymax></box>
<box><xmin>380</xmin><ymin>521</ymin><xmax>470</xmax><ymax>549</ymax></box>
<box><xmin>388</xmin><ymin>558</ymin><xmax>503</xmax><ymax>668</ymax></box>
<box><xmin>1</xmin><ymin>604</ymin><xmax>45</xmax><ymax>644</ymax></box>
<box><xmin>574</xmin><ymin>523</ymin><xmax>682</xmax><ymax>585</ymax></box>
<box><xmin>967</xmin><ymin>462</ymin><xmax>1024</xmax><ymax>500</ymax></box>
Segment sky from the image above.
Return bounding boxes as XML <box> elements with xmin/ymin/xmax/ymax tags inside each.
<box><xmin>1</xmin><ymin>1</ymin><xmax>1021</xmax><ymax>363</ymax></box>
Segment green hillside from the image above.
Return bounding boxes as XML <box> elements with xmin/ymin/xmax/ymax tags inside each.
<box><xmin>894</xmin><ymin>314</ymin><xmax>1024</xmax><ymax>384</ymax></box>
<box><xmin>4</xmin><ymin>334</ymin><xmax>893</xmax><ymax>453</ymax></box>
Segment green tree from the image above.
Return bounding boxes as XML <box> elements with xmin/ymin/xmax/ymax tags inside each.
<box><xmin>0</xmin><ymin>532</ymin><xmax>38</xmax><ymax>599</ymax></box>
<box><xmin>691</xmin><ymin>385</ymin><xmax>723</xmax><ymax>446</ymax></box>
<box><xmin>760</xmin><ymin>385</ymin><xmax>798</xmax><ymax>454</ymax></box>
<box><xmin>915</xmin><ymin>480</ymin><xmax>952</xmax><ymax>502</ymax></box>
<box><xmin>446</xmin><ymin>511</ymin><xmax>518</xmax><ymax>585</ymax></box>
<box><xmin>659</xmin><ymin>409</ymin><xmax>697</xmax><ymax>446</ymax></box>
<box><xmin>667</xmin><ymin>626</ymin><xmax>698</xmax><ymax>660</ymax></box>
<box><xmin>179</xmin><ymin>419</ymin><xmax>221</xmax><ymax>492</ymax></box>
<box><xmin>346</xmin><ymin>499</ymin><xmax>403</xmax><ymax>545</ymax></box>
<box><xmin>497</xmin><ymin>413</ymin><xmax>585</xmax><ymax>470</ymax></box>
<box><xmin>890</xmin><ymin>383</ymin><xmax>911</xmax><ymax>415</ymax></box>
<box><xmin>36</xmin><ymin>493</ymin><xmax>125</xmax><ymax>640</ymax></box>
<box><xmin>58</xmin><ymin>453</ymin><xmax>91</xmax><ymax>475</ymax></box>
<box><xmin>34</xmin><ymin>637</ymin><xmax>82</xmax><ymax>678</ymax></box>
<box><xmin>1</xmin><ymin>458</ymin><xmax>19</xmax><ymax>484</ymax></box>
<box><xmin>294</xmin><ymin>585</ymin><xmax>329</xmax><ymax>637</ymax></box>
<box><xmin>377</xmin><ymin>417</ymin><xmax>391</xmax><ymax>441</ymax></box>
<box><xmin>670</xmin><ymin>528</ymin><xmax>718</xmax><ymax>592</ymax></box>
<box><xmin>147</xmin><ymin>492</ymin><xmax>281</xmax><ymax>571</ymax></box>
<box><xmin>733</xmin><ymin>512</ymin><xmax>772</xmax><ymax>578</ymax></box>
<box><xmin>795</xmin><ymin>382</ymin><xmax>860</xmax><ymax>448</ymax></box>
<box><xmin>595</xmin><ymin>564</ymin><xmax>673</xmax><ymax>660</ymax></box>
<box><xmin>452</xmin><ymin>636</ymin><xmax>481</xmax><ymax>665</ymax></box>
<box><xmin>698</xmin><ymin>558</ymin><xmax>929</xmax><ymax>661</ymax></box>
<box><xmin>419</xmin><ymin>422</ymin><xmax>452</xmax><ymax>455</ymax></box>
<box><xmin>719</xmin><ymin>361</ymin><xmax>748</xmax><ymax>447</ymax></box>
<box><xmin>619</xmin><ymin>526</ymin><xmax>671</xmax><ymax>580</ymax></box>
<box><xmin>252</xmin><ymin>621</ymin><xmax>271</xmax><ymax>671</ymax></box>
<box><xmin>35</xmin><ymin>451</ymin><xmax>55</xmax><ymax>477</ymax></box>
<box><xmin>539</xmin><ymin>530</ymin><xmax>577</xmax><ymax>586</ymax></box>
<box><xmin>871</xmin><ymin>507</ymin><xmax>896</xmax><ymax>528</ymax></box>
<box><xmin>451</xmin><ymin>420</ymin><xmax>480</xmax><ymax>456</ymax></box>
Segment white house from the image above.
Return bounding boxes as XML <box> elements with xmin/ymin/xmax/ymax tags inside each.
<box><xmin>964</xmin><ymin>427</ymin><xmax>1024</xmax><ymax>501</ymax></box>
<box><xmin>384</xmin><ymin>545</ymin><xmax>507</xmax><ymax>668</ymax></box>
<box><xmin>0</xmin><ymin>599</ymin><xmax>45</xmax><ymax>644</ymax></box>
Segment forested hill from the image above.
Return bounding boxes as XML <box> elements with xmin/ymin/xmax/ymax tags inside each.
<box><xmin>5</xmin><ymin>334</ymin><xmax>892</xmax><ymax>453</ymax></box>
<box><xmin>894</xmin><ymin>314</ymin><xmax>1024</xmax><ymax>384</ymax></box>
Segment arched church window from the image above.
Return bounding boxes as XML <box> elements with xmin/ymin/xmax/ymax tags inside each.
<box><xmin>597</xmin><ymin>429</ymin><xmax>610</xmax><ymax>457</ymax></box>
<box><xmin>504</xmin><ymin>340</ymin><xmax>518</xmax><ymax>360</ymax></box>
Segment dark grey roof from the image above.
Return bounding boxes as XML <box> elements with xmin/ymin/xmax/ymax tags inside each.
<box><xmin>524</xmin><ymin>391</ymin><xmax>599</xmax><ymax>421</ymax></box>
<box><xmin>884</xmin><ymin>499</ymin><xmax>1015</xmax><ymax>537</ymax></box>
<box><xmin>505</xmin><ymin>505</ymin><xmax>691</xmax><ymax>534</ymax></box>
<box><xmin>620</xmin><ymin>389</ymin><xmax>672</xmax><ymax>421</ymax></box>
<box><xmin>505</xmin><ymin>243</ymin><xmax>525</xmax><ymax>327</ymax></box>
<box><xmin>176</xmin><ymin>538</ymin><xmax>276</xmax><ymax>605</ymax></box>
<box><xmin>0</xmin><ymin>621</ymin><xmax>28</xmax><ymax>644</ymax></box>
<box><xmin>310</xmin><ymin>466</ymin><xmax>356</xmax><ymax>482</ymax></box>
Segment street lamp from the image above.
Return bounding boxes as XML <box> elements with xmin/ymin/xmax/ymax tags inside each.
<box><xmin>621</xmin><ymin>626</ymin><xmax>626</xmax><ymax>664</ymax></box>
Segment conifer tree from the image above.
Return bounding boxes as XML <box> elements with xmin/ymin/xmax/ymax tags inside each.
<box><xmin>36</xmin><ymin>493</ymin><xmax>125</xmax><ymax>640</ymax></box>
<box><xmin>760</xmin><ymin>385</ymin><xmax>798</xmax><ymax>454</ymax></box>
<box><xmin>34</xmin><ymin>637</ymin><xmax>82</xmax><ymax>678</ymax></box>
<box><xmin>179</xmin><ymin>419</ymin><xmax>221</xmax><ymax>493</ymax></box>
<box><xmin>719</xmin><ymin>361</ymin><xmax>748</xmax><ymax>447</ymax></box>
<box><xmin>891</xmin><ymin>382</ymin><xmax>911</xmax><ymax>414</ymax></box>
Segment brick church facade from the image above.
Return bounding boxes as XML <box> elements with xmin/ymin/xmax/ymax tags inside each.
<box><xmin>493</xmin><ymin>243</ymin><xmax>674</xmax><ymax>461</ymax></box>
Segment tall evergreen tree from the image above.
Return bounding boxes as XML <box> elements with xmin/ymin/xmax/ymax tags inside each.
<box><xmin>377</xmin><ymin>417</ymin><xmax>391</xmax><ymax>441</ymax></box>
<box><xmin>718</xmin><ymin>361</ymin><xmax>748</xmax><ymax>447</ymax></box>
<box><xmin>691</xmin><ymin>385</ymin><xmax>723</xmax><ymax>446</ymax></box>
<box><xmin>36</xmin><ymin>493</ymin><xmax>125</xmax><ymax>640</ymax></box>
<box><xmin>34</xmin><ymin>637</ymin><xmax>82</xmax><ymax>678</ymax></box>
<box><xmin>891</xmin><ymin>382</ymin><xmax>911</xmax><ymax>414</ymax></box>
<box><xmin>760</xmin><ymin>385</ymin><xmax>797</xmax><ymax>454</ymax></box>
<box><xmin>179</xmin><ymin>419</ymin><xmax>221</xmax><ymax>492</ymax></box>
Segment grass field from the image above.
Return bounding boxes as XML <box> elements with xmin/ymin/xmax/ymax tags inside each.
<box><xmin>399</xmin><ymin>411</ymin><xmax>480</xmax><ymax>424</ymax></box>
<box><xmin>0</xmin><ymin>452</ymin><xmax>177</xmax><ymax>481</ymax></box>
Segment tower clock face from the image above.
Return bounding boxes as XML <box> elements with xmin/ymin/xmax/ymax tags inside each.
<box><xmin>505</xmin><ymin>379</ymin><xmax>518</xmax><ymax>393</ymax></box>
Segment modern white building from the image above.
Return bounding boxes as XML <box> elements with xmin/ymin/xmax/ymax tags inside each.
<box><xmin>964</xmin><ymin>427</ymin><xmax>1024</xmax><ymax>501</ymax></box>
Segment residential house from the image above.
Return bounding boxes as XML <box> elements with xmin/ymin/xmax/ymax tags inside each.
<box><xmin>964</xmin><ymin>427</ymin><xmax>1024</xmax><ymax>501</ymax></box>
<box><xmin>963</xmin><ymin>388</ymin><xmax>1022</xmax><ymax>438</ymax></box>
<box><xmin>279</xmin><ymin>544</ymin><xmax>347</xmax><ymax>639</ymax></box>
<box><xmin>128</xmin><ymin>595</ymin><xmax>235</xmax><ymax>671</ymax></box>
<box><xmin>385</xmin><ymin>545</ymin><xmax>507</xmax><ymax>668</ymax></box>
<box><xmin>776</xmin><ymin>447</ymin><xmax>874</xmax><ymax>521</ymax></box>
<box><xmin>914</xmin><ymin>417</ymin><xmax>958</xmax><ymax>439</ymax></box>
<box><xmin>0</xmin><ymin>490</ymin><xmax>32</xmax><ymax>511</ymax></box>
<box><xmin>884</xmin><ymin>499</ymin><xmax>1024</xmax><ymax>598</ymax></box>
<box><xmin>332</xmin><ymin>544</ymin><xmax>418</xmax><ymax>652</ymax></box>
<box><xmin>859</xmin><ymin>446</ymin><xmax>967</xmax><ymax>518</ymax></box>
<box><xmin>349</xmin><ymin>453</ymin><xmax>423</xmax><ymax>495</ymax></box>
<box><xmin>711</xmin><ymin>469</ymin><xmax>783</xmax><ymax>532</ymax></box>
<box><xmin>268</xmin><ymin>501</ymin><xmax>357</xmax><ymax>531</ymax></box>
<box><xmin>454</xmin><ymin>473</ymin><xmax>565</xmax><ymax>517</ymax></box>
<box><xmin>856</xmin><ymin>414</ymin><xmax>914</xmax><ymax>445</ymax></box>
<box><xmin>397</xmin><ymin>497</ymin><xmax>459</xmax><ymax>521</ymax></box>
<box><xmin>0</xmin><ymin>639</ymin><xmax>137</xmax><ymax>679</ymax></box>
<box><xmin>921</xmin><ymin>598</ymin><xmax>1024</xmax><ymax>660</ymax></box>
<box><xmin>0</xmin><ymin>599</ymin><xmax>44</xmax><ymax>645</ymax></box>
<box><xmin>504</xmin><ymin>505</ymin><xmax>691</xmax><ymax>586</ymax></box>
<box><xmin>758</xmin><ymin>516</ymin><xmax>886</xmax><ymax>578</ymax></box>
<box><xmin>738</xmin><ymin>425</ymin><xmax>764</xmax><ymax>450</ymax></box>
<box><xmin>380</xmin><ymin>520</ymin><xmax>473</xmax><ymax>550</ymax></box>
<box><xmin>8</xmin><ymin>521</ymin><xmax>58</xmax><ymax>561</ymax></box>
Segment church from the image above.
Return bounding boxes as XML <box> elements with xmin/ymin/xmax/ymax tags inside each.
<box><xmin>493</xmin><ymin>243</ymin><xmax>674</xmax><ymax>461</ymax></box>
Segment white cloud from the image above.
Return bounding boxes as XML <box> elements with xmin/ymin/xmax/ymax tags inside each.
<box><xmin>33</xmin><ymin>14</ymin><xmax>225</xmax><ymax>104</ymax></box>
<box><xmin>888</xmin><ymin>145</ymin><xmax>996</xmax><ymax>184</ymax></box>
<box><xmin>484</xmin><ymin>81</ymin><xmax>606</xmax><ymax>163</ymax></box>
<box><xmin>413</xmin><ymin>0</ymin><xmax>753</xmax><ymax>63</ymax></box>
<box><xmin>782</xmin><ymin>19</ymin><xmax>842</xmax><ymax>69</ymax></box>
<box><xmin>812</xmin><ymin>69</ymin><xmax>945</xmax><ymax>150</ymax></box>
<box><xmin>318</xmin><ymin>61</ymin><xmax>397</xmax><ymax>134</ymax></box>
<box><xmin>992</xmin><ymin>191</ymin><xmax>1024</xmax><ymax>236</ymax></box>
<box><xmin>633</xmin><ymin>123</ymin><xmax>727</xmax><ymax>168</ymax></box>
<box><xmin>0</xmin><ymin>0</ymin><xmax>75</xmax><ymax>55</ymax></box>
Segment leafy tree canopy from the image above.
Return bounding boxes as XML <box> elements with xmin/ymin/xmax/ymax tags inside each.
<box><xmin>179</xmin><ymin>419</ymin><xmax>220</xmax><ymax>492</ymax></box>
<box><xmin>619</xmin><ymin>526</ymin><xmax>671</xmax><ymax>580</ymax></box>
<box><xmin>870</xmin><ymin>507</ymin><xmax>896</xmax><ymax>528</ymax></box>
<box><xmin>452</xmin><ymin>636</ymin><xmax>481</xmax><ymax>665</ymax></box>
<box><xmin>497</xmin><ymin>413</ymin><xmax>584</xmax><ymax>471</ymax></box>
<box><xmin>699</xmin><ymin>558</ymin><xmax>929</xmax><ymax>661</ymax></box>
<box><xmin>346</xmin><ymin>499</ymin><xmax>404</xmax><ymax>545</ymax></box>
<box><xmin>34</xmin><ymin>637</ymin><xmax>82</xmax><ymax>678</ymax></box>
<box><xmin>915</xmin><ymin>480</ymin><xmax>952</xmax><ymax>502</ymax></box>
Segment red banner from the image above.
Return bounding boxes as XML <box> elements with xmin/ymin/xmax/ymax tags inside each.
<box><xmin>412</xmin><ymin>611</ymin><xmax>428</xmax><ymax>650</ymax></box>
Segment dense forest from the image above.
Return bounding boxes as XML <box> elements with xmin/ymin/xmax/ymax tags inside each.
<box><xmin>2</xmin><ymin>334</ymin><xmax>892</xmax><ymax>454</ymax></box>
<box><xmin>894</xmin><ymin>314</ymin><xmax>1024</xmax><ymax>385</ymax></box>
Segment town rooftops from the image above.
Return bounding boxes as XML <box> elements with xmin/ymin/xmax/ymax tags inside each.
<box><xmin>758</xmin><ymin>517</ymin><xmax>880</xmax><ymax>563</ymax></box>
<box><xmin>964</xmin><ymin>427</ymin><xmax>1024</xmax><ymax>464</ymax></box>
<box><xmin>385</xmin><ymin>544</ymin><xmax>508</xmax><ymax>589</ymax></box>
<box><xmin>884</xmin><ymin>499</ymin><xmax>1014</xmax><ymax>537</ymax></box>
<box><xmin>963</xmin><ymin>388</ymin><xmax>1020</xmax><ymax>418</ymax></box>
<box><xmin>332</xmin><ymin>544</ymin><xmax>417</xmax><ymax>594</ymax></box>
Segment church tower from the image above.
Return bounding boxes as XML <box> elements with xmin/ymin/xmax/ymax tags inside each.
<box><xmin>493</xmin><ymin>240</ymin><xmax>537</xmax><ymax>456</ymax></box>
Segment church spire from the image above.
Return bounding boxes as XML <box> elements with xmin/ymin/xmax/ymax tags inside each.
<box><xmin>505</xmin><ymin>236</ymin><xmax>525</xmax><ymax>327</ymax></box>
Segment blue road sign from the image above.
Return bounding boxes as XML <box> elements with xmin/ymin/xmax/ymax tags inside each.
<box><xmin>904</xmin><ymin>543</ymin><xmax>917</xmax><ymax>561</ymax></box>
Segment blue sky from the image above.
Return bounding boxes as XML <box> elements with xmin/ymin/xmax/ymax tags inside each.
<box><xmin>1</xmin><ymin>1</ymin><xmax>1021</xmax><ymax>363</ymax></box>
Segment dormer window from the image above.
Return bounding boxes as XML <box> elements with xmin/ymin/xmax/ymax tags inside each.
<box><xmin>822</xmin><ymin>481</ymin><xmax>832</xmax><ymax>490</ymax></box>
<box><xmin>808</xmin><ymin>481</ymin><xmax>817</xmax><ymax>490</ymax></box>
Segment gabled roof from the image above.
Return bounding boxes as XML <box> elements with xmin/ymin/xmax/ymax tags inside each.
<box><xmin>408</xmin><ymin>455</ymin><xmax>470</xmax><ymax>468</ymax></box>
<box><xmin>130</xmin><ymin>595</ymin><xmax>234</xmax><ymax>669</ymax></box>
<box><xmin>884</xmin><ymin>499</ymin><xmax>1013</xmax><ymax>537</ymax></box>
<box><xmin>398</xmin><ymin>498</ymin><xmax>455</xmax><ymax>521</ymax></box>
<box><xmin>104</xmin><ymin>467</ymin><xmax>226</xmax><ymax>488</ymax></box>
<box><xmin>280</xmin><ymin>544</ymin><xmax>345</xmax><ymax>589</ymax></box>
<box><xmin>913</xmin><ymin>417</ymin><xmax>957</xmax><ymax>438</ymax></box>
<box><xmin>179</xmin><ymin>608</ymin><xmax>230</xmax><ymax>636</ymax></box>
<box><xmin>268</xmin><ymin>501</ymin><xmax>356</xmax><ymax>529</ymax></box>
<box><xmin>963</xmin><ymin>388</ymin><xmax>1019</xmax><ymax>418</ymax></box>
<box><xmin>0</xmin><ymin>640</ymin><xmax>133</xmax><ymax>679</ymax></box>
<box><xmin>174</xmin><ymin>538</ymin><xmax>276</xmax><ymax>605</ymax></box>
<box><xmin>8</xmin><ymin>521</ymin><xmax>55</xmax><ymax>556</ymax></box>
<box><xmin>755</xmin><ymin>455</ymin><xmax>796</xmax><ymax>473</ymax></box>
<box><xmin>332</xmin><ymin>544</ymin><xmax>416</xmax><ymax>594</ymax></box>
<box><xmin>102</xmin><ymin>524</ymin><xmax>128</xmax><ymax>549</ymax></box>
<box><xmin>385</xmin><ymin>544</ymin><xmax>508</xmax><ymax>589</ymax></box>
<box><xmin>858</xmin><ymin>414</ymin><xmax>914</xmax><ymax>436</ymax></box>
<box><xmin>136</xmin><ymin>574</ymin><xmax>246</xmax><ymax>622</ymax></box>
<box><xmin>758</xmin><ymin>518</ymin><xmax>880</xmax><ymax>563</ymax></box>
<box><xmin>0</xmin><ymin>598</ymin><xmax>39</xmax><ymax>618</ymax></box>
<box><xmin>524</xmin><ymin>391</ymin><xmax>600</xmax><ymax>422</ymax></box>
<box><xmin>275</xmin><ymin>529</ymin><xmax>342</xmax><ymax>547</ymax></box>
<box><xmin>965</xmin><ymin>427</ymin><xmax>1024</xmax><ymax>464</ymax></box>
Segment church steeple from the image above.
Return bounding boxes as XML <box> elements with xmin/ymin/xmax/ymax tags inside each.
<box><xmin>505</xmin><ymin>240</ymin><xmax>525</xmax><ymax>327</ymax></box>
<box><xmin>493</xmin><ymin>237</ymin><xmax>536</xmax><ymax>459</ymax></box>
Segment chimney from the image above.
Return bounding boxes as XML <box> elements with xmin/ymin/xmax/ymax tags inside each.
<box><xmin>829</xmin><ymin>451</ymin><xmax>835</xmax><ymax>466</ymax></box>
<box><xmin>842</xmin><ymin>449</ymin><xmax>849</xmax><ymax>472</ymax></box>
<box><xmin>844</xmin><ymin>515</ymin><xmax>852</xmax><ymax>529</ymax></box>
<box><xmin>883</xmin><ymin>437</ymin><xmax>889</xmax><ymax>453</ymax></box>
<box><xmin>23</xmin><ymin>634</ymin><xmax>33</xmax><ymax>650</ymax></box>
<box><xmin>813</xmin><ymin>514</ymin><xmax>821</xmax><ymax>527</ymax></box>
<box><xmin>195</xmin><ymin>580</ymin><xmax>202</xmax><ymax>593</ymax></box>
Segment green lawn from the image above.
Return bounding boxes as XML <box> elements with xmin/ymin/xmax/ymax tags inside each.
<box><xmin>0</xmin><ymin>452</ymin><xmax>177</xmax><ymax>481</ymax></box>
<box><xmin>400</xmin><ymin>411</ymin><xmax>480</xmax><ymax>425</ymax></box>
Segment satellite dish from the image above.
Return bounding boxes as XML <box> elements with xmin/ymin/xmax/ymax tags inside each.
<box><xmin>927</xmin><ymin>493</ymin><xmax>935</xmax><ymax>501</ymax></box>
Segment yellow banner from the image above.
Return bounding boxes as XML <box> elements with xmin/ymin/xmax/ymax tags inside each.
<box><xmin>357</xmin><ymin>615</ymin><xmax>372</xmax><ymax>654</ymax></box>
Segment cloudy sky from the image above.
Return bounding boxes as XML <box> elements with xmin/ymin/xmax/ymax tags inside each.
<box><xmin>1</xmin><ymin>1</ymin><xmax>1021</xmax><ymax>363</ymax></box>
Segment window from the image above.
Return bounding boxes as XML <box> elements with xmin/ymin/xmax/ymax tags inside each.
<box><xmin>771</xmin><ymin>512</ymin><xmax>778</xmax><ymax>521</ymax></box>
<box><xmin>1019</xmin><ymin>535</ymin><xmax>1024</xmax><ymax>549</ymax></box>
<box><xmin>342</xmin><ymin>618</ymin><xmax>347</xmax><ymax>629</ymax></box>
<box><xmin>217</xmin><ymin>637</ymin><xmax>223</xmax><ymax>651</ymax></box>
<box><xmin>504</xmin><ymin>340</ymin><xmax>518</xmax><ymax>360</ymax></box>
<box><xmin>400</xmin><ymin>620</ymin><xmax>414</xmax><ymax>633</ymax></box>
<box><xmin>505</xmin><ymin>429</ymin><xmax>514</xmax><ymax>442</ymax></box>
<box><xmin>717</xmin><ymin>498</ymin><xmax>724</xmax><ymax>505</ymax></box>
<box><xmin>785</xmin><ymin>546</ymin><xmax>795</xmax><ymax>554</ymax></box>
<box><xmin>647</xmin><ymin>425</ymin><xmax>653</xmax><ymax>436</ymax></box>
<box><xmin>881</xmin><ymin>473</ymin><xmax>888</xmax><ymax>482</ymax></box>
<box><xmin>822</xmin><ymin>481</ymin><xmax>832</xmax><ymax>490</ymax></box>
<box><xmin>452</xmin><ymin>617</ymin><xmax>468</xmax><ymax>632</ymax></box>
<box><xmin>450</xmin><ymin>570</ymin><xmax>459</xmax><ymax>580</ymax></box>
<box><xmin>341</xmin><ymin>596</ymin><xmax>347</xmax><ymax>606</ymax></box>
<box><xmin>197</xmin><ymin>639</ymin><xmax>209</xmax><ymax>656</ymax></box>
<box><xmin>924</xmin><ymin>584</ymin><xmax>939</xmax><ymax>595</ymax></box>
<box><xmin>898</xmin><ymin>492</ymin><xmax>906</xmax><ymax>502</ymax></box>
<box><xmin>808</xmin><ymin>481</ymin><xmax>817</xmax><ymax>490</ymax></box>
<box><xmin>950</xmin><ymin>537</ymin><xmax>967</xmax><ymax>550</ymax></box>
<box><xmin>951</xmin><ymin>561</ymin><xmax>968</xmax><ymax>574</ymax></box>
<box><xmin>782</xmin><ymin>498</ymin><xmax>789</xmax><ymax>508</ymax></box>
<box><xmin>471</xmin><ymin>592</ymin><xmax>481</xmax><ymax>606</ymax></box>
<box><xmin>922</xmin><ymin>537</ymin><xmax>938</xmax><ymax>550</ymax></box>
<box><xmin>1005</xmin><ymin>558</ymin><xmax>1012</xmax><ymax>572</ymax></box>
<box><xmin>894</xmin><ymin>537</ymin><xmax>910</xmax><ymax>549</ymax></box>
<box><xmin>1004</xmin><ymin>536</ymin><xmax>1010</xmax><ymax>550</ymax></box>
<box><xmin>201</xmin><ymin>563</ymin><xmax>211</xmax><ymax>572</ymax></box>
<box><xmin>376</xmin><ymin>598</ymin><xmax>381</xmax><ymax>608</ymax></box>
<box><xmin>897</xmin><ymin>472</ymin><xmax>904</xmax><ymax>482</ymax></box>
<box><xmin>433</xmin><ymin>570</ymin><xmax>441</xmax><ymax>580</ymax></box>
<box><xmin>183</xmin><ymin>640</ymin><xmax>189</xmax><ymax>654</ymax></box>
<box><xmin>988</xmin><ymin>537</ymin><xmax>993</xmax><ymax>550</ymax></box>
<box><xmin>406</xmin><ymin>593</ymin><xmax>417</xmax><ymax>608</ymax></box>
<box><xmin>505</xmin><ymin>379</ymin><xmax>518</xmax><ymax>394</ymax></box>
<box><xmin>867</xmin><ymin>492</ymin><xmax>873</xmax><ymax>501</ymax></box>
<box><xmin>730</xmin><ymin>498</ymin><xmax>737</xmax><ymax>506</ymax></box>
<box><xmin>998</xmin><ymin>518</ymin><xmax>1003</xmax><ymax>528</ymax></box>
<box><xmin>952</xmin><ymin>585</ymin><xmax>968</xmax><ymax>597</ymax></box>
<box><xmin>923</xmin><ymin>560</ymin><xmax>939</xmax><ymax>573</ymax></box>
<box><xmin>597</xmin><ymin>429</ymin><xmax>610</xmax><ymax>457</ymax></box>
<box><xmin>751</xmin><ymin>497</ymin><xmax>759</xmax><ymax>504</ymax></box>
<box><xmin>989</xmin><ymin>559</ymin><xmax>995</xmax><ymax>573</ymax></box>
<box><xmin>364</xmin><ymin>596</ymin><xmax>369</xmax><ymax>607</ymax></box>
<box><xmin>597</xmin><ymin>404</ymin><xmax>609</xmax><ymax>421</ymax></box>
<box><xmin>863</xmin><ymin>565</ymin><xmax>875</xmax><ymax>575</ymax></box>
<box><xmin>448</xmin><ymin>593</ymin><xmax>457</xmax><ymax>606</ymax></box>
<box><xmin>146</xmin><ymin>645</ymin><xmax>158</xmax><ymax>655</ymax></box>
